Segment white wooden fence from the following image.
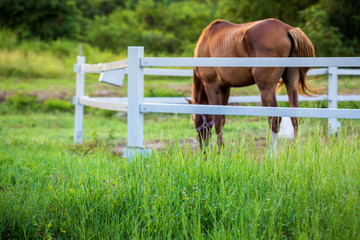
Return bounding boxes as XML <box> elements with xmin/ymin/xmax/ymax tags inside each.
<box><xmin>73</xmin><ymin>46</ymin><xmax>360</xmax><ymax>158</ymax></box>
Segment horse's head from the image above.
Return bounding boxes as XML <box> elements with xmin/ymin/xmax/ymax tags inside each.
<box><xmin>186</xmin><ymin>98</ymin><xmax>214</xmax><ymax>149</ymax></box>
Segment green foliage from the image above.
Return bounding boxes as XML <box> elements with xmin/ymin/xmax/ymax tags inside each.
<box><xmin>218</xmin><ymin>0</ymin><xmax>319</xmax><ymax>26</ymax></box>
<box><xmin>164</xmin><ymin>1</ymin><xmax>215</xmax><ymax>54</ymax></box>
<box><xmin>300</xmin><ymin>4</ymin><xmax>350</xmax><ymax>56</ymax></box>
<box><xmin>75</xmin><ymin>0</ymin><xmax>130</xmax><ymax>19</ymax></box>
<box><xmin>0</xmin><ymin>0</ymin><xmax>359</xmax><ymax>56</ymax></box>
<box><xmin>0</xmin><ymin>0</ymin><xmax>81</xmax><ymax>40</ymax></box>
<box><xmin>326</xmin><ymin>0</ymin><xmax>360</xmax><ymax>54</ymax></box>
<box><xmin>0</xmin><ymin>27</ymin><xmax>127</xmax><ymax>78</ymax></box>
<box><xmin>3</xmin><ymin>92</ymin><xmax>41</xmax><ymax>112</ymax></box>
<box><xmin>0</xmin><ymin>48</ymin><xmax>67</xmax><ymax>78</ymax></box>
<box><xmin>85</xmin><ymin>0</ymin><xmax>214</xmax><ymax>55</ymax></box>
<box><xmin>1</xmin><ymin>93</ymin><xmax>74</xmax><ymax>113</ymax></box>
<box><xmin>43</xmin><ymin>99</ymin><xmax>74</xmax><ymax>112</ymax></box>
<box><xmin>0</xmin><ymin>28</ymin><xmax>18</xmax><ymax>50</ymax></box>
<box><xmin>85</xmin><ymin>8</ymin><xmax>143</xmax><ymax>53</ymax></box>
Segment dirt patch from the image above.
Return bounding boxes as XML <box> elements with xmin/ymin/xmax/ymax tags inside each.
<box><xmin>0</xmin><ymin>88</ymin><xmax>123</xmax><ymax>103</ymax></box>
<box><xmin>253</xmin><ymin>137</ymin><xmax>268</xmax><ymax>150</ymax></box>
<box><xmin>92</xmin><ymin>89</ymin><xmax>120</xmax><ymax>97</ymax></box>
<box><xmin>112</xmin><ymin>136</ymin><xmax>273</xmax><ymax>157</ymax></box>
<box><xmin>33</xmin><ymin>90</ymin><xmax>70</xmax><ymax>101</ymax></box>
<box><xmin>113</xmin><ymin>137</ymin><xmax>200</xmax><ymax>155</ymax></box>
<box><xmin>0</xmin><ymin>91</ymin><xmax>9</xmax><ymax>102</ymax></box>
<box><xmin>0</xmin><ymin>90</ymin><xmax>72</xmax><ymax>102</ymax></box>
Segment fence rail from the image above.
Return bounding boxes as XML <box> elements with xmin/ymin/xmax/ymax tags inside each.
<box><xmin>82</xmin><ymin>59</ymin><xmax>128</xmax><ymax>73</ymax></box>
<box><xmin>96</xmin><ymin>66</ymin><xmax>331</xmax><ymax>77</ymax></box>
<box><xmin>73</xmin><ymin>46</ymin><xmax>360</xmax><ymax>159</ymax></box>
<box><xmin>140</xmin><ymin>103</ymin><xmax>360</xmax><ymax>119</ymax></box>
<box><xmin>77</xmin><ymin>94</ymin><xmax>359</xmax><ymax>110</ymax></box>
<box><xmin>141</xmin><ymin>57</ymin><xmax>360</xmax><ymax>67</ymax></box>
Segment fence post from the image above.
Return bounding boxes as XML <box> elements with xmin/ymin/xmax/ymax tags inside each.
<box><xmin>124</xmin><ymin>47</ymin><xmax>151</xmax><ymax>160</ymax></box>
<box><xmin>73</xmin><ymin>56</ymin><xmax>85</xmax><ymax>143</ymax></box>
<box><xmin>328</xmin><ymin>67</ymin><xmax>341</xmax><ymax>134</ymax></box>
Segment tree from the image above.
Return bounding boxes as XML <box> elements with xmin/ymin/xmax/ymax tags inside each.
<box><xmin>0</xmin><ymin>0</ymin><xmax>81</xmax><ymax>40</ymax></box>
<box><xmin>326</xmin><ymin>0</ymin><xmax>360</xmax><ymax>54</ymax></box>
<box><xmin>216</xmin><ymin>0</ymin><xmax>319</xmax><ymax>26</ymax></box>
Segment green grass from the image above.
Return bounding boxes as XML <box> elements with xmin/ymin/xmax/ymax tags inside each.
<box><xmin>0</xmin><ymin>110</ymin><xmax>360</xmax><ymax>239</ymax></box>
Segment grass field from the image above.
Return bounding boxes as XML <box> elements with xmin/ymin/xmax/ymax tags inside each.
<box><xmin>0</xmin><ymin>110</ymin><xmax>360</xmax><ymax>239</ymax></box>
<box><xmin>1</xmin><ymin>43</ymin><xmax>360</xmax><ymax>239</ymax></box>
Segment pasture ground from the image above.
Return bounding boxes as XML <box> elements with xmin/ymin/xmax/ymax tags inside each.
<box><xmin>0</xmin><ymin>74</ymin><xmax>360</xmax><ymax>239</ymax></box>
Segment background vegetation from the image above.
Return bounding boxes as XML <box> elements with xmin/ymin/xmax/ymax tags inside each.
<box><xmin>0</xmin><ymin>0</ymin><xmax>359</xmax><ymax>57</ymax></box>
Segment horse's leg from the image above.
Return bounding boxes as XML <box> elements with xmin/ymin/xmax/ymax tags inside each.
<box><xmin>253</xmin><ymin>67</ymin><xmax>283</xmax><ymax>154</ymax></box>
<box><xmin>282</xmin><ymin>67</ymin><xmax>300</xmax><ymax>137</ymax></box>
<box><xmin>204</xmin><ymin>83</ymin><xmax>226</xmax><ymax>149</ymax></box>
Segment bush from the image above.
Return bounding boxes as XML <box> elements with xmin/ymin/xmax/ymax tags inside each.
<box><xmin>43</xmin><ymin>99</ymin><xmax>74</xmax><ymax>112</ymax></box>
<box><xmin>84</xmin><ymin>1</ymin><xmax>215</xmax><ymax>55</ymax></box>
<box><xmin>4</xmin><ymin>93</ymin><xmax>41</xmax><ymax>112</ymax></box>
<box><xmin>141</xmin><ymin>30</ymin><xmax>180</xmax><ymax>55</ymax></box>
<box><xmin>1</xmin><ymin>94</ymin><xmax>75</xmax><ymax>113</ymax></box>
<box><xmin>85</xmin><ymin>8</ymin><xmax>143</xmax><ymax>53</ymax></box>
<box><xmin>0</xmin><ymin>28</ymin><xmax>18</xmax><ymax>50</ymax></box>
<box><xmin>300</xmin><ymin>4</ymin><xmax>353</xmax><ymax>56</ymax></box>
<box><xmin>0</xmin><ymin>29</ymin><xmax>125</xmax><ymax>79</ymax></box>
<box><xmin>48</xmin><ymin>40</ymin><xmax>78</xmax><ymax>58</ymax></box>
<box><xmin>0</xmin><ymin>49</ymin><xmax>67</xmax><ymax>78</ymax></box>
<box><xmin>0</xmin><ymin>0</ymin><xmax>80</xmax><ymax>40</ymax></box>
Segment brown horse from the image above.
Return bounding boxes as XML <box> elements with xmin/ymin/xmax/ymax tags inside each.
<box><xmin>189</xmin><ymin>18</ymin><xmax>315</xmax><ymax>151</ymax></box>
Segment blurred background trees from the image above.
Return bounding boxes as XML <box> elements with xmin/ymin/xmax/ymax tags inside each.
<box><xmin>0</xmin><ymin>0</ymin><xmax>359</xmax><ymax>56</ymax></box>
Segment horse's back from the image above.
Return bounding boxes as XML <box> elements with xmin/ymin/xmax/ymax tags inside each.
<box><xmin>195</xmin><ymin>18</ymin><xmax>292</xmax><ymax>58</ymax></box>
<box><xmin>195</xmin><ymin>19</ymin><xmax>248</xmax><ymax>58</ymax></box>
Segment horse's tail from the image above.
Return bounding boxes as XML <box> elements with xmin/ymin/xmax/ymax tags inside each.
<box><xmin>287</xmin><ymin>28</ymin><xmax>316</xmax><ymax>96</ymax></box>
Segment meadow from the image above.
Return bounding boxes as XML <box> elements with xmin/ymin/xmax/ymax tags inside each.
<box><xmin>1</xmin><ymin>37</ymin><xmax>360</xmax><ymax>239</ymax></box>
<box><xmin>1</xmin><ymin>109</ymin><xmax>360</xmax><ymax>239</ymax></box>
